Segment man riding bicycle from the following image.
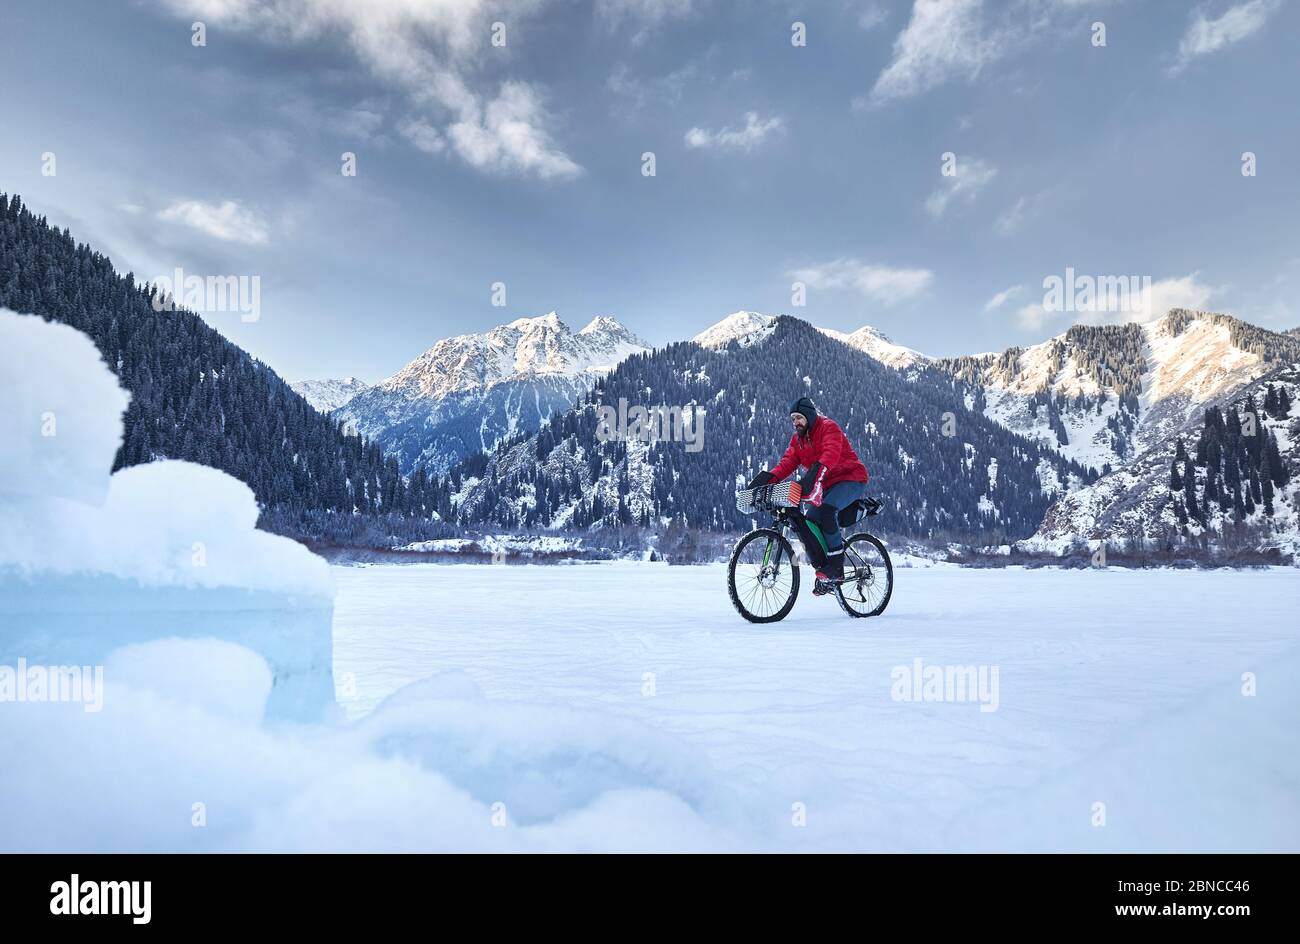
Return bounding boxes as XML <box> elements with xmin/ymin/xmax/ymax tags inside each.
<box><xmin>747</xmin><ymin>397</ymin><xmax>869</xmax><ymax>595</ymax></box>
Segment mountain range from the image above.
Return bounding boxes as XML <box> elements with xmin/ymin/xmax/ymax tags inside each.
<box><xmin>7</xmin><ymin>188</ymin><xmax>1297</xmax><ymax>557</ymax></box>
<box><xmin>444</xmin><ymin>316</ymin><xmax>1097</xmax><ymax>542</ymax></box>
<box><xmin>332</xmin><ymin>312</ymin><xmax>648</xmax><ymax>475</ymax></box>
<box><xmin>294</xmin><ymin>300</ymin><xmax>1300</xmax><ymax>554</ymax></box>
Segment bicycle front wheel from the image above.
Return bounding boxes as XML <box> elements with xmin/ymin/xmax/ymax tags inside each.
<box><xmin>727</xmin><ymin>528</ymin><xmax>800</xmax><ymax>623</ymax></box>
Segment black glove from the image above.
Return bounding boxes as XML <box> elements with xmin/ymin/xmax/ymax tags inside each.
<box><xmin>797</xmin><ymin>462</ymin><xmax>824</xmax><ymax>495</ymax></box>
<box><xmin>746</xmin><ymin>470</ymin><xmax>774</xmax><ymax>490</ymax></box>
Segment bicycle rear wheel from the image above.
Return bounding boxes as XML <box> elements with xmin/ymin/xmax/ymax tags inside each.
<box><xmin>835</xmin><ymin>532</ymin><xmax>893</xmax><ymax>618</ymax></box>
<box><xmin>727</xmin><ymin>528</ymin><xmax>800</xmax><ymax>623</ymax></box>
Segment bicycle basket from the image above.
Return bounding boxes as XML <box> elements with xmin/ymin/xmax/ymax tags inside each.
<box><xmin>736</xmin><ymin>480</ymin><xmax>800</xmax><ymax>514</ymax></box>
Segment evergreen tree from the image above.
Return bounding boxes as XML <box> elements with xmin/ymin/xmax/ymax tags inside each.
<box><xmin>0</xmin><ymin>190</ymin><xmax>446</xmax><ymax>544</ymax></box>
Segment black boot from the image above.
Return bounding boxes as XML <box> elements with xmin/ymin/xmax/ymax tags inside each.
<box><xmin>813</xmin><ymin>552</ymin><xmax>844</xmax><ymax>596</ymax></box>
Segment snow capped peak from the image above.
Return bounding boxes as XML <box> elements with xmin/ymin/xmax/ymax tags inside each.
<box><xmin>507</xmin><ymin>311</ymin><xmax>563</xmax><ymax>331</ymax></box>
<box><xmin>333</xmin><ymin>313</ymin><xmax>652</xmax><ymax>467</ymax></box>
<box><xmin>820</xmin><ymin>323</ymin><xmax>929</xmax><ymax>369</ymax></box>
<box><xmin>376</xmin><ymin>312</ymin><xmax>649</xmax><ymax>400</ymax></box>
<box><xmin>330</xmin><ymin>312</ymin><xmax>650</xmax><ymax>471</ymax></box>
<box><xmin>693</xmin><ymin>311</ymin><xmax>929</xmax><ymax>367</ymax></box>
<box><xmin>692</xmin><ymin>311</ymin><xmax>779</xmax><ymax>349</ymax></box>
<box><xmin>290</xmin><ymin>376</ymin><xmax>370</xmax><ymax>413</ymax></box>
<box><xmin>577</xmin><ymin>315</ymin><xmax>647</xmax><ymax>351</ymax></box>
<box><xmin>579</xmin><ymin>315</ymin><xmax>622</xmax><ymax>335</ymax></box>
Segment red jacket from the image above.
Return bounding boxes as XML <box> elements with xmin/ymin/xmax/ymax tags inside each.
<box><xmin>771</xmin><ymin>416</ymin><xmax>868</xmax><ymax>503</ymax></box>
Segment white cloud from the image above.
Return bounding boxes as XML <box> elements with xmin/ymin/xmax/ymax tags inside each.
<box><xmin>608</xmin><ymin>62</ymin><xmax>692</xmax><ymax>109</ymax></box>
<box><xmin>1136</xmin><ymin>274</ymin><xmax>1219</xmax><ymax>321</ymax></box>
<box><xmin>448</xmin><ymin>82</ymin><xmax>582</xmax><ymax>179</ymax></box>
<box><xmin>157</xmin><ymin>200</ymin><xmax>269</xmax><ymax>245</ymax></box>
<box><xmin>870</xmin><ymin>0</ymin><xmax>1001</xmax><ymax>105</ymax></box>
<box><xmin>1012</xmin><ymin>273</ymin><xmax>1220</xmax><ymax>331</ymax></box>
<box><xmin>858</xmin><ymin>3</ymin><xmax>888</xmax><ymax>30</ymax></box>
<box><xmin>151</xmin><ymin>0</ymin><xmax>580</xmax><ymax>180</ymax></box>
<box><xmin>397</xmin><ymin>117</ymin><xmax>446</xmax><ymax>155</ymax></box>
<box><xmin>1172</xmin><ymin>0</ymin><xmax>1279</xmax><ymax>72</ymax></box>
<box><xmin>1015</xmin><ymin>301</ymin><xmax>1052</xmax><ymax>332</ymax></box>
<box><xmin>864</xmin><ymin>0</ymin><xmax>1116</xmax><ymax>106</ymax></box>
<box><xmin>925</xmin><ymin>156</ymin><xmax>997</xmax><ymax>217</ymax></box>
<box><xmin>788</xmin><ymin>259</ymin><xmax>934</xmax><ymax>305</ymax></box>
<box><xmin>983</xmin><ymin>284</ymin><xmax>1023</xmax><ymax>312</ymax></box>
<box><xmin>685</xmin><ymin>112</ymin><xmax>784</xmax><ymax>152</ymax></box>
<box><xmin>333</xmin><ymin>105</ymin><xmax>385</xmax><ymax>139</ymax></box>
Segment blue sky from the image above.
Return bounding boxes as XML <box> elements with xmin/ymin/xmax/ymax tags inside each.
<box><xmin>3</xmin><ymin>0</ymin><xmax>1298</xmax><ymax>382</ymax></box>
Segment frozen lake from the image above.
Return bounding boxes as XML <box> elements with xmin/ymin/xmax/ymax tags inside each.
<box><xmin>8</xmin><ymin>561</ymin><xmax>1295</xmax><ymax>852</ymax></box>
<box><xmin>332</xmin><ymin>561</ymin><xmax>1300</xmax><ymax>851</ymax></box>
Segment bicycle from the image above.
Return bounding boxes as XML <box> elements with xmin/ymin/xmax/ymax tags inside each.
<box><xmin>727</xmin><ymin>480</ymin><xmax>894</xmax><ymax>623</ymax></box>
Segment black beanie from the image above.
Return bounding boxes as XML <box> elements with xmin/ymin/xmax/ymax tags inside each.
<box><xmin>789</xmin><ymin>397</ymin><xmax>817</xmax><ymax>433</ymax></box>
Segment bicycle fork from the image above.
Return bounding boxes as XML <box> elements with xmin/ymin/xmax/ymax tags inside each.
<box><xmin>763</xmin><ymin>525</ymin><xmax>793</xmax><ymax>573</ymax></box>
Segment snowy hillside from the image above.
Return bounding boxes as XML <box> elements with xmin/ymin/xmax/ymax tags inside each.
<box><xmin>290</xmin><ymin>376</ymin><xmax>370</xmax><ymax>412</ymax></box>
<box><xmin>338</xmin><ymin>312</ymin><xmax>649</xmax><ymax>473</ymax></box>
<box><xmin>937</xmin><ymin>310</ymin><xmax>1300</xmax><ymax>475</ymax></box>
<box><xmin>693</xmin><ymin>310</ymin><xmax>928</xmax><ymax>370</ymax></box>
<box><xmin>1029</xmin><ymin>362</ymin><xmax>1300</xmax><ymax>557</ymax></box>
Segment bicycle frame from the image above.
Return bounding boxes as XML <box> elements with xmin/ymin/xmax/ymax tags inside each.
<box><xmin>732</xmin><ymin>484</ymin><xmax>890</xmax><ymax>620</ymax></box>
<box><xmin>756</xmin><ymin>506</ymin><xmax>800</xmax><ymax>570</ymax></box>
<box><xmin>740</xmin><ymin>483</ymin><xmax>880</xmax><ymax>574</ymax></box>
<box><xmin>757</xmin><ymin>505</ymin><xmax>874</xmax><ymax>574</ymax></box>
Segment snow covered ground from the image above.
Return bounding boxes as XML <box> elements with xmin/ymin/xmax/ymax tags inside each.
<box><xmin>5</xmin><ymin>560</ymin><xmax>1297</xmax><ymax>852</ymax></box>
<box><xmin>332</xmin><ymin>562</ymin><xmax>1300</xmax><ymax>851</ymax></box>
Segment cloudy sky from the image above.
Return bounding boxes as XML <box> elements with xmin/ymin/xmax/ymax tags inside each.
<box><xmin>3</xmin><ymin>0</ymin><xmax>1298</xmax><ymax>382</ymax></box>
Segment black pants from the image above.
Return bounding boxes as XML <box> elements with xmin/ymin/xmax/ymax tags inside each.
<box><xmin>790</xmin><ymin>481</ymin><xmax>867</xmax><ymax>576</ymax></box>
<box><xmin>791</xmin><ymin>502</ymin><xmax>843</xmax><ymax>574</ymax></box>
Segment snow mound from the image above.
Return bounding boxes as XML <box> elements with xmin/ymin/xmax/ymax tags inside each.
<box><xmin>105</xmin><ymin>638</ymin><xmax>273</xmax><ymax>725</ymax></box>
<box><xmin>352</xmin><ymin>679</ymin><xmax>741</xmax><ymax>830</ymax></box>
<box><xmin>0</xmin><ymin>309</ymin><xmax>334</xmax><ymax>722</ymax></box>
<box><xmin>0</xmin><ymin>308</ymin><xmax>331</xmax><ymax>598</ymax></box>
<box><xmin>0</xmin><ymin>642</ymin><xmax>751</xmax><ymax>852</ymax></box>
<box><xmin>0</xmin><ymin>308</ymin><xmax>129</xmax><ymax>505</ymax></box>
<box><xmin>20</xmin><ymin>460</ymin><xmax>331</xmax><ymax>595</ymax></box>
